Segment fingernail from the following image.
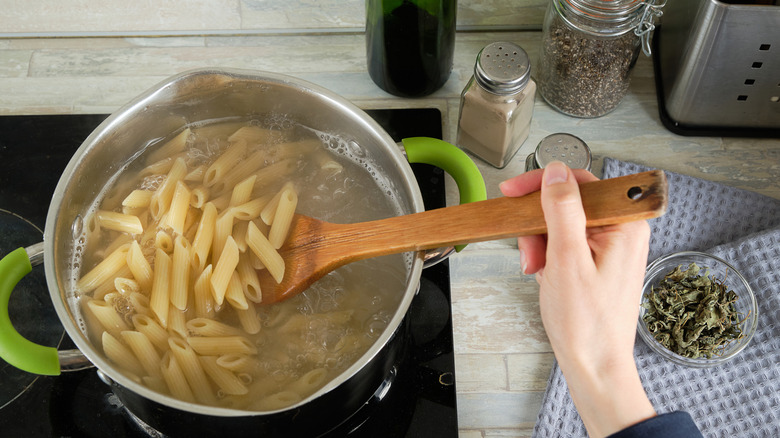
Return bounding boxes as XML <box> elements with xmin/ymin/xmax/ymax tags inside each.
<box><xmin>543</xmin><ymin>161</ymin><xmax>569</xmax><ymax>186</ymax></box>
<box><xmin>518</xmin><ymin>249</ymin><xmax>527</xmax><ymax>274</ymax></box>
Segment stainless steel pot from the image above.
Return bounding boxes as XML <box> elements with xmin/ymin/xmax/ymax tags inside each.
<box><xmin>0</xmin><ymin>68</ymin><xmax>485</xmax><ymax>436</ymax></box>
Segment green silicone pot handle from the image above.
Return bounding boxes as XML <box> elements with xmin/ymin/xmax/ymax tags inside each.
<box><xmin>0</xmin><ymin>248</ymin><xmax>60</xmax><ymax>375</ymax></box>
<box><xmin>402</xmin><ymin>137</ymin><xmax>487</xmax><ymax>251</ymax></box>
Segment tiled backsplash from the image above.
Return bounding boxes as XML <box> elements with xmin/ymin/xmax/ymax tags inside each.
<box><xmin>1</xmin><ymin>0</ymin><xmax>546</xmax><ymax>36</ymax></box>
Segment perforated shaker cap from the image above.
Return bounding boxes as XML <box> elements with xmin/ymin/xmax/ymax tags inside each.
<box><xmin>534</xmin><ymin>133</ymin><xmax>592</xmax><ymax>170</ymax></box>
<box><xmin>474</xmin><ymin>42</ymin><xmax>531</xmax><ymax>95</ymax></box>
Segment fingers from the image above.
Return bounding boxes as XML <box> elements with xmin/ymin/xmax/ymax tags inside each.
<box><xmin>590</xmin><ymin>219</ymin><xmax>651</xmax><ymax>282</ymax></box>
<box><xmin>500</xmin><ymin>163</ymin><xmax>600</xmax><ymax>274</ymax></box>
<box><xmin>500</xmin><ymin>167</ymin><xmax>598</xmax><ymax>198</ymax></box>
<box><xmin>539</xmin><ymin>162</ymin><xmax>592</xmax><ymax>268</ymax></box>
<box><xmin>517</xmin><ymin>235</ymin><xmax>546</xmax><ymax>274</ymax></box>
<box><xmin>499</xmin><ymin>168</ymin><xmax>544</xmax><ymax>198</ymax></box>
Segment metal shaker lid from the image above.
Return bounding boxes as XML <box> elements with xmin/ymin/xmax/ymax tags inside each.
<box><xmin>474</xmin><ymin>42</ymin><xmax>531</xmax><ymax>95</ymax></box>
<box><xmin>533</xmin><ymin>133</ymin><xmax>592</xmax><ymax>170</ymax></box>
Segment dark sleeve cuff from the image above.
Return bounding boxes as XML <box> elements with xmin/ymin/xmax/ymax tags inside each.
<box><xmin>607</xmin><ymin>411</ymin><xmax>703</xmax><ymax>438</ymax></box>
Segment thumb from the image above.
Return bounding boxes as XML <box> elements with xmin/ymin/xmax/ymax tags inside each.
<box><xmin>540</xmin><ymin>161</ymin><xmax>591</xmax><ymax>264</ymax></box>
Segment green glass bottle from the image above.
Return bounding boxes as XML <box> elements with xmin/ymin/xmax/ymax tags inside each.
<box><xmin>366</xmin><ymin>0</ymin><xmax>457</xmax><ymax>97</ymax></box>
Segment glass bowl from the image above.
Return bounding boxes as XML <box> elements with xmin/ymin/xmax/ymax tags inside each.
<box><xmin>637</xmin><ymin>251</ymin><xmax>758</xmax><ymax>367</ymax></box>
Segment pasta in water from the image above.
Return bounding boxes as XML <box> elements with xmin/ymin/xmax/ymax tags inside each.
<box><xmin>74</xmin><ymin>118</ymin><xmax>408</xmax><ymax>411</ymax></box>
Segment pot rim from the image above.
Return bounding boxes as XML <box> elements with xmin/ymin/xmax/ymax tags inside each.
<box><xmin>43</xmin><ymin>67</ymin><xmax>426</xmax><ymax>416</ymax></box>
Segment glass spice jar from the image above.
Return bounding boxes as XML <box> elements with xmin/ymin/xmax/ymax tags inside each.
<box><xmin>525</xmin><ymin>133</ymin><xmax>592</xmax><ymax>172</ymax></box>
<box><xmin>538</xmin><ymin>0</ymin><xmax>665</xmax><ymax>118</ymax></box>
<box><xmin>457</xmin><ymin>42</ymin><xmax>536</xmax><ymax>169</ymax></box>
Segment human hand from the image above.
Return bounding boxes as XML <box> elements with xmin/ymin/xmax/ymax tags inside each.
<box><xmin>500</xmin><ymin>161</ymin><xmax>655</xmax><ymax>437</ymax></box>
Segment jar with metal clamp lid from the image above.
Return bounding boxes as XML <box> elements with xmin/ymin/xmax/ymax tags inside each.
<box><xmin>538</xmin><ymin>0</ymin><xmax>665</xmax><ymax>118</ymax></box>
<box><xmin>457</xmin><ymin>42</ymin><xmax>536</xmax><ymax>169</ymax></box>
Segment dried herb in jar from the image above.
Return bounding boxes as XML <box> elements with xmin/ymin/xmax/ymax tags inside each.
<box><xmin>538</xmin><ymin>11</ymin><xmax>640</xmax><ymax>118</ymax></box>
<box><xmin>642</xmin><ymin>263</ymin><xmax>746</xmax><ymax>359</ymax></box>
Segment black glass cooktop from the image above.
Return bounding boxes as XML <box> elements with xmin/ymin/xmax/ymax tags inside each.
<box><xmin>0</xmin><ymin>108</ymin><xmax>457</xmax><ymax>437</ymax></box>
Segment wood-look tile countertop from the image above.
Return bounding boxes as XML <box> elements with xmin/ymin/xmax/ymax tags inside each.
<box><xmin>1</xmin><ymin>31</ymin><xmax>778</xmax><ymax>438</ymax></box>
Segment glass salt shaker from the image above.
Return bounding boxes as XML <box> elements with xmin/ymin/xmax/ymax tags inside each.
<box><xmin>457</xmin><ymin>42</ymin><xmax>536</xmax><ymax>169</ymax></box>
<box><xmin>538</xmin><ymin>0</ymin><xmax>665</xmax><ymax>118</ymax></box>
<box><xmin>525</xmin><ymin>133</ymin><xmax>592</xmax><ymax>172</ymax></box>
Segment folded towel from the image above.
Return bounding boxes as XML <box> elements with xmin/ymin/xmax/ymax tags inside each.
<box><xmin>532</xmin><ymin>158</ymin><xmax>780</xmax><ymax>437</ymax></box>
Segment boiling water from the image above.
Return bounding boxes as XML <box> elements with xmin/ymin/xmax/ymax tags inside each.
<box><xmin>71</xmin><ymin>116</ymin><xmax>412</xmax><ymax>411</ymax></box>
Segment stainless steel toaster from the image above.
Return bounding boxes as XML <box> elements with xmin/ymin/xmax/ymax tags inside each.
<box><xmin>655</xmin><ymin>0</ymin><xmax>779</xmax><ymax>133</ymax></box>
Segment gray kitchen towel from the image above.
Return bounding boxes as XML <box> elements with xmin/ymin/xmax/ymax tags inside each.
<box><xmin>532</xmin><ymin>158</ymin><xmax>780</xmax><ymax>437</ymax></box>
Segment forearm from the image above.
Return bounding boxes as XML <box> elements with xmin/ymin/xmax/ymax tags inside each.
<box><xmin>559</xmin><ymin>354</ymin><xmax>656</xmax><ymax>438</ymax></box>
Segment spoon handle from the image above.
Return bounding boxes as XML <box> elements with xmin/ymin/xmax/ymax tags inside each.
<box><xmin>326</xmin><ymin>170</ymin><xmax>667</xmax><ymax>261</ymax></box>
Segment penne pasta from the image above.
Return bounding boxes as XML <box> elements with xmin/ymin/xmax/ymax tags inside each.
<box><xmin>132</xmin><ymin>313</ymin><xmax>169</xmax><ymax>352</ymax></box>
<box><xmin>126</xmin><ymin>240</ymin><xmax>153</xmax><ymax>292</ymax></box>
<box><xmin>127</xmin><ymin>292</ymin><xmax>151</xmax><ymax>316</ymax></box>
<box><xmin>229</xmin><ymin>175</ymin><xmax>256</xmax><ymax>207</ymax></box>
<box><xmin>251</xmin><ymin>160</ymin><xmax>297</xmax><ymax>195</ymax></box>
<box><xmin>237</xmin><ymin>253</ymin><xmax>262</xmax><ymax>303</ymax></box>
<box><xmin>186</xmin><ymin>317</ymin><xmax>242</xmax><ymax>337</ymax></box>
<box><xmin>183</xmin><ymin>206</ymin><xmax>201</xmax><ymax>241</ymax></box>
<box><xmin>236</xmin><ymin>303</ymin><xmax>261</xmax><ymax>335</ymax></box>
<box><xmin>211</xmin><ymin>150</ymin><xmax>266</xmax><ymax>195</ymax></box>
<box><xmin>192</xmin><ymin>265</ymin><xmax>215</xmax><ymax>319</ymax></box>
<box><xmin>87</xmin><ymin>299</ymin><xmax>130</xmax><ymax>339</ymax></box>
<box><xmin>102</xmin><ymin>332</ymin><xmax>145</xmax><ymax>377</ymax></box>
<box><xmin>146</xmin><ymin>128</ymin><xmax>191</xmax><ymax>165</ymax></box>
<box><xmin>227</xmin><ymin>125</ymin><xmax>282</xmax><ymax>145</ymax></box>
<box><xmin>168</xmin><ymin>337</ymin><xmax>216</xmax><ymax>405</ymax></box>
<box><xmin>77</xmin><ymin>244</ymin><xmax>130</xmax><ymax>294</ymax></box>
<box><xmin>204</xmin><ymin>139</ymin><xmax>246</xmax><ymax>188</ymax></box>
<box><xmin>286</xmin><ymin>368</ymin><xmax>327</xmax><ymax>395</ymax></box>
<box><xmin>150</xmin><ymin>248</ymin><xmax>172</xmax><ymax>328</ymax></box>
<box><xmin>232</xmin><ymin>220</ymin><xmax>250</xmax><ymax>253</ymax></box>
<box><xmin>168</xmin><ymin>308</ymin><xmax>188</xmax><ymax>339</ymax></box>
<box><xmin>93</xmin><ymin>265</ymin><xmax>132</xmax><ymax>300</ymax></box>
<box><xmin>268</xmin><ymin>186</ymin><xmax>297</xmax><ymax>249</ymax></box>
<box><xmin>193</xmin><ymin>120</ymin><xmax>246</xmax><ymax>142</ymax></box>
<box><xmin>76</xmin><ymin>117</ymin><xmax>404</xmax><ymax>412</ymax></box>
<box><xmin>225</xmin><ymin>271</ymin><xmax>248</xmax><ymax>310</ymax></box>
<box><xmin>246</xmin><ymin>222</ymin><xmax>284</xmax><ymax>283</ymax></box>
<box><xmin>170</xmin><ymin>236</ymin><xmax>191</xmax><ymax>311</ymax></box>
<box><xmin>260</xmin><ymin>182</ymin><xmax>294</xmax><ymax>226</ymax></box>
<box><xmin>140</xmin><ymin>154</ymin><xmax>184</xmax><ymax>178</ymax></box>
<box><xmin>150</xmin><ymin>157</ymin><xmax>188</xmax><ymax>219</ymax></box>
<box><xmin>114</xmin><ymin>277</ymin><xmax>140</xmax><ymax>296</ymax></box>
<box><xmin>212</xmin><ymin>211</ymin><xmax>234</xmax><ymax>262</ymax></box>
<box><xmin>165</xmin><ymin>181</ymin><xmax>191</xmax><ymax>235</ymax></box>
<box><xmin>313</xmin><ymin>149</ymin><xmax>344</xmax><ymax>176</ymax></box>
<box><xmin>253</xmin><ymin>391</ymin><xmax>301</xmax><ymax>412</ymax></box>
<box><xmin>191</xmin><ymin>202</ymin><xmax>217</xmax><ymax>271</ymax></box>
<box><xmin>199</xmin><ymin>355</ymin><xmax>248</xmax><ymax>395</ymax></box>
<box><xmin>215</xmin><ymin>354</ymin><xmax>255</xmax><ymax>373</ymax></box>
<box><xmin>161</xmin><ymin>352</ymin><xmax>196</xmax><ymax>403</ymax></box>
<box><xmin>96</xmin><ymin>210</ymin><xmax>143</xmax><ymax>235</ymax></box>
<box><xmin>142</xmin><ymin>375</ymin><xmax>168</xmax><ymax>394</ymax></box>
<box><xmin>184</xmin><ymin>165</ymin><xmax>206</xmax><ymax>183</ymax></box>
<box><xmin>270</xmin><ymin>139</ymin><xmax>321</xmax><ymax>161</ymax></box>
<box><xmin>187</xmin><ymin>336</ymin><xmax>258</xmax><ymax>356</ymax></box>
<box><xmin>210</xmin><ymin>236</ymin><xmax>239</xmax><ymax>306</ymax></box>
<box><xmin>121</xmin><ymin>189</ymin><xmax>154</xmax><ymax>209</ymax></box>
<box><xmin>228</xmin><ymin>194</ymin><xmax>272</xmax><ymax>222</ymax></box>
<box><xmin>155</xmin><ymin>230</ymin><xmax>174</xmax><ymax>253</ymax></box>
<box><xmin>190</xmin><ymin>186</ymin><xmax>210</xmax><ymax>209</ymax></box>
<box><xmin>121</xmin><ymin>330</ymin><xmax>163</xmax><ymax>379</ymax></box>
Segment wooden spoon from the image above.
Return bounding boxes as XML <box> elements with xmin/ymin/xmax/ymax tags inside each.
<box><xmin>256</xmin><ymin>170</ymin><xmax>667</xmax><ymax>304</ymax></box>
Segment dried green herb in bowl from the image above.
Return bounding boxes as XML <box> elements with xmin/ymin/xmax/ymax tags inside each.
<box><xmin>637</xmin><ymin>252</ymin><xmax>759</xmax><ymax>367</ymax></box>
